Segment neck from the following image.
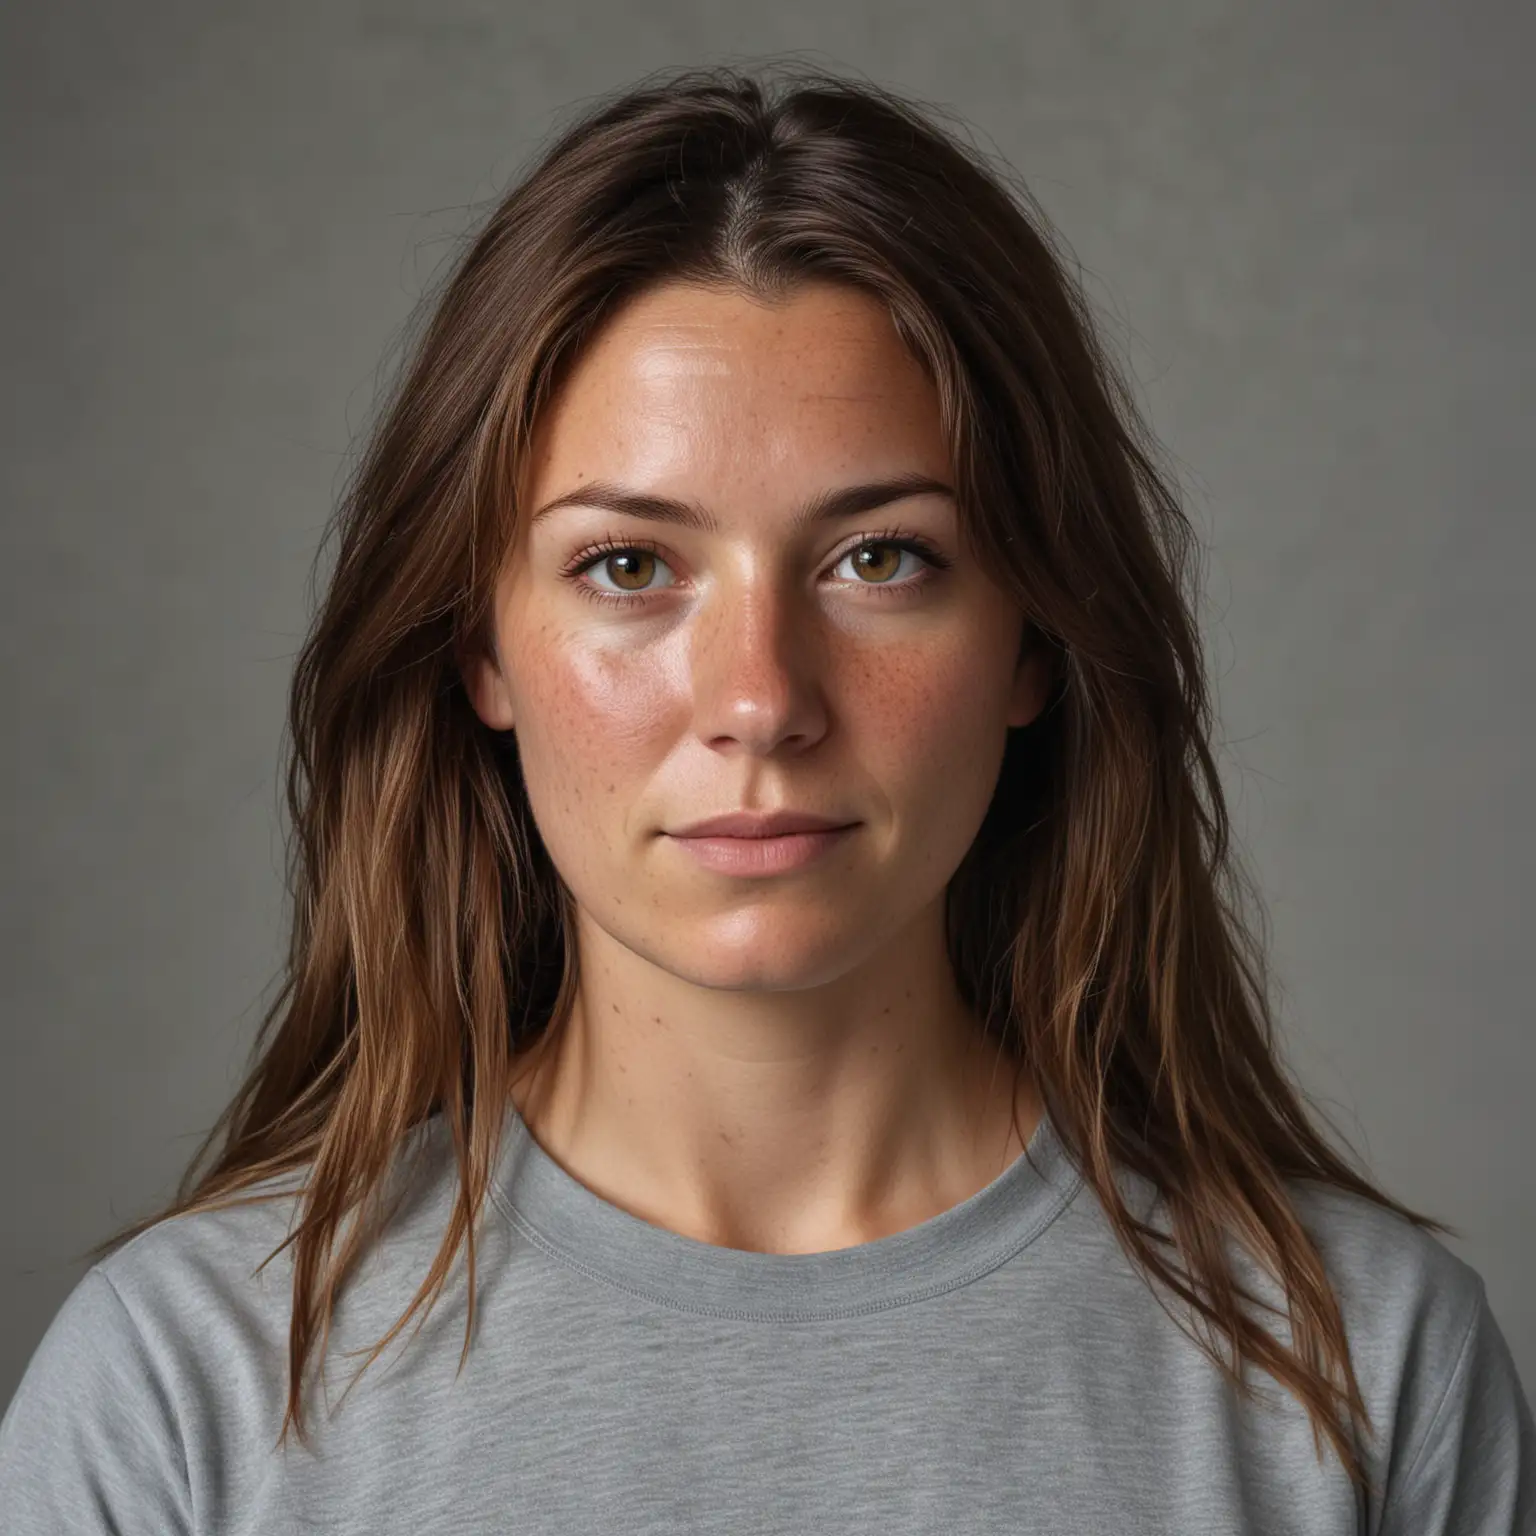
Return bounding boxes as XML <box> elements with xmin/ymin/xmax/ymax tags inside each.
<box><xmin>507</xmin><ymin>898</ymin><xmax>1040</xmax><ymax>1255</ymax></box>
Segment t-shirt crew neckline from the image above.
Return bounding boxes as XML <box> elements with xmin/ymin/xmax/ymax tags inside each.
<box><xmin>490</xmin><ymin>1101</ymin><xmax>1084</xmax><ymax>1320</ymax></box>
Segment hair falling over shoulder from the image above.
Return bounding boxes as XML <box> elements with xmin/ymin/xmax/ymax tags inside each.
<box><xmin>91</xmin><ymin>60</ymin><xmax>1451</xmax><ymax>1491</ymax></box>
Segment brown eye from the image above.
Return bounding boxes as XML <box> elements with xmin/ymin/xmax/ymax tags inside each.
<box><xmin>850</xmin><ymin>543</ymin><xmax>904</xmax><ymax>583</ymax></box>
<box><xmin>602</xmin><ymin>549</ymin><xmax>657</xmax><ymax>591</ymax></box>
<box><xmin>564</xmin><ymin>538</ymin><xmax>678</xmax><ymax>604</ymax></box>
<box><xmin>835</xmin><ymin>539</ymin><xmax>928</xmax><ymax>586</ymax></box>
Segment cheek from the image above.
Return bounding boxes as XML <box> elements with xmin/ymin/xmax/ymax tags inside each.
<box><xmin>507</xmin><ymin>619</ymin><xmax>679</xmax><ymax>817</ymax></box>
<box><xmin>847</xmin><ymin>627</ymin><xmax>1013</xmax><ymax>774</ymax></box>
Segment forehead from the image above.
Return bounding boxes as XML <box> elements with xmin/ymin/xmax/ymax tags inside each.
<box><xmin>519</xmin><ymin>278</ymin><xmax>950</xmax><ymax>510</ymax></box>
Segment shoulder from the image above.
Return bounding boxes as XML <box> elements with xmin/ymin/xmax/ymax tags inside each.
<box><xmin>92</xmin><ymin>1163</ymin><xmax>315</xmax><ymax>1354</ymax></box>
<box><xmin>0</xmin><ymin>1115</ymin><xmax>475</xmax><ymax>1533</ymax></box>
<box><xmin>1282</xmin><ymin>1178</ymin><xmax>1535</xmax><ymax>1529</ymax></box>
<box><xmin>1284</xmin><ymin>1176</ymin><xmax>1484</xmax><ymax>1358</ymax></box>
<box><xmin>0</xmin><ymin>1162</ymin><xmax>314</xmax><ymax>1521</ymax></box>
<box><xmin>0</xmin><ymin>1171</ymin><xmax>313</xmax><ymax>1536</ymax></box>
<box><xmin>92</xmin><ymin>1113</ymin><xmax>470</xmax><ymax>1357</ymax></box>
<box><xmin>1279</xmin><ymin>1176</ymin><xmax>1487</xmax><ymax>1423</ymax></box>
<box><xmin>0</xmin><ymin>1263</ymin><xmax>198</xmax><ymax>1534</ymax></box>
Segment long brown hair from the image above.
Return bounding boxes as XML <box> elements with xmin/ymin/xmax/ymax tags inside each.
<box><xmin>92</xmin><ymin>61</ymin><xmax>1451</xmax><ymax>1493</ymax></box>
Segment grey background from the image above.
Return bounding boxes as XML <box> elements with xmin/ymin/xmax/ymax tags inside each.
<box><xmin>2</xmin><ymin>0</ymin><xmax>1531</xmax><ymax>1410</ymax></box>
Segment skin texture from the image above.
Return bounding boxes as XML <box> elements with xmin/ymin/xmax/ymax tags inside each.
<box><xmin>462</xmin><ymin>277</ymin><xmax>1052</xmax><ymax>1255</ymax></box>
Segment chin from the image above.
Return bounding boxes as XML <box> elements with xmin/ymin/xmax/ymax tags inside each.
<box><xmin>638</xmin><ymin>909</ymin><xmax>869</xmax><ymax>992</ymax></box>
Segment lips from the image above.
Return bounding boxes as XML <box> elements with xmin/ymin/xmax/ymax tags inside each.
<box><xmin>668</xmin><ymin>810</ymin><xmax>859</xmax><ymax>838</ymax></box>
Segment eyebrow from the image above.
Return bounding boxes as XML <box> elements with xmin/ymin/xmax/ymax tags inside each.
<box><xmin>526</xmin><ymin>471</ymin><xmax>956</xmax><ymax>534</ymax></box>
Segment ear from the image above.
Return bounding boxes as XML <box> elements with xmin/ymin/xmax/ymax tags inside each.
<box><xmin>1006</xmin><ymin>629</ymin><xmax>1053</xmax><ymax>729</ymax></box>
<box><xmin>458</xmin><ymin>636</ymin><xmax>516</xmax><ymax>732</ymax></box>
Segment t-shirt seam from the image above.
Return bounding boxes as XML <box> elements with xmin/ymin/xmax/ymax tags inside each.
<box><xmin>93</xmin><ymin>1266</ymin><xmax>196</xmax><ymax>1512</ymax></box>
<box><xmin>95</xmin><ymin>1181</ymin><xmax>306</xmax><ymax>1282</ymax></box>
<box><xmin>1375</xmin><ymin>1272</ymin><xmax>1485</xmax><ymax>1524</ymax></box>
<box><xmin>486</xmin><ymin>1167</ymin><xmax>1085</xmax><ymax>1322</ymax></box>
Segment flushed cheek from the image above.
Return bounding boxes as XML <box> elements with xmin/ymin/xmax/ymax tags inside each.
<box><xmin>510</xmin><ymin>623</ymin><xmax>682</xmax><ymax>819</ymax></box>
<box><xmin>843</xmin><ymin>641</ymin><xmax>1012</xmax><ymax>826</ymax></box>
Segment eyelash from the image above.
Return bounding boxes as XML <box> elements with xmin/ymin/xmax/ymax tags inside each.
<box><xmin>558</xmin><ymin>526</ymin><xmax>954</xmax><ymax>608</ymax></box>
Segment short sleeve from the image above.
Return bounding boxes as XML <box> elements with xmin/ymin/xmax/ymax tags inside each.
<box><xmin>0</xmin><ymin>1265</ymin><xmax>195</xmax><ymax>1534</ymax></box>
<box><xmin>1379</xmin><ymin>1276</ymin><xmax>1536</xmax><ymax>1534</ymax></box>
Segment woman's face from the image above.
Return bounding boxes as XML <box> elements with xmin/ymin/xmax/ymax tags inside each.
<box><xmin>465</xmin><ymin>277</ymin><xmax>1049</xmax><ymax>990</ymax></box>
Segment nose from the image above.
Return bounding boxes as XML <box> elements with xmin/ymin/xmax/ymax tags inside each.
<box><xmin>688</xmin><ymin>573</ymin><xmax>830</xmax><ymax>757</ymax></box>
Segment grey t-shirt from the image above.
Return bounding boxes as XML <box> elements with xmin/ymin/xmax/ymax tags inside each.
<box><xmin>2</xmin><ymin>1103</ymin><xmax>1531</xmax><ymax>1534</ymax></box>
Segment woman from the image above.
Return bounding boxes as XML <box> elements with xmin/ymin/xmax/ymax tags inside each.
<box><xmin>1</xmin><ymin>64</ymin><xmax>1530</xmax><ymax>1534</ymax></box>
